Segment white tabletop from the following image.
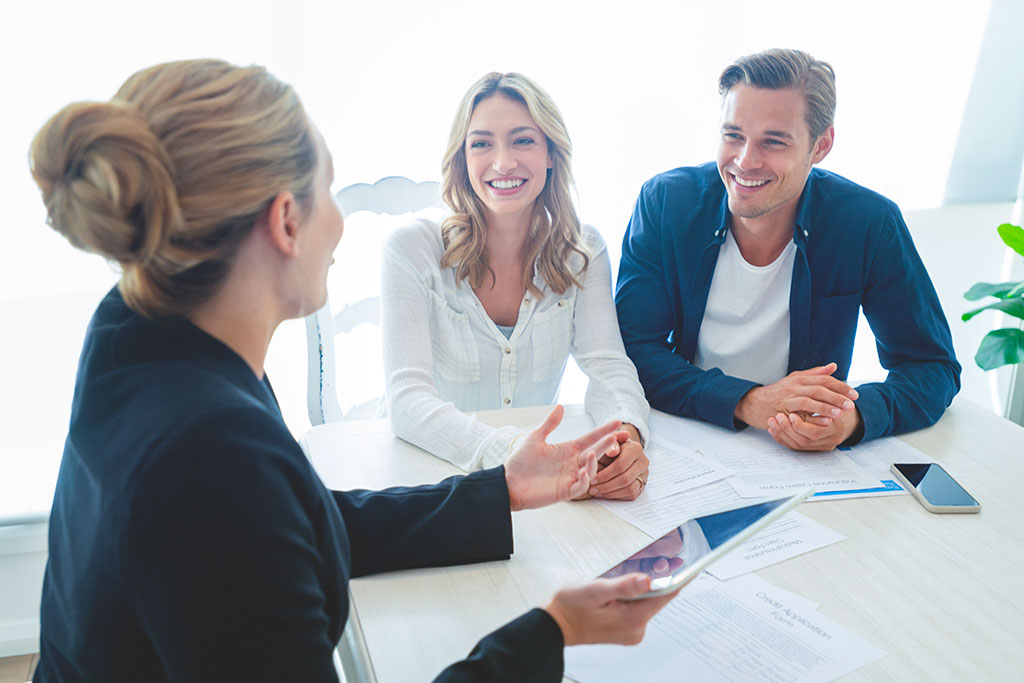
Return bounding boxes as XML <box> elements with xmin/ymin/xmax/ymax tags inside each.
<box><xmin>301</xmin><ymin>400</ymin><xmax>1024</xmax><ymax>682</ymax></box>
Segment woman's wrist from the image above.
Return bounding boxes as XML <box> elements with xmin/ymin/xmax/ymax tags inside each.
<box><xmin>621</xmin><ymin>423</ymin><xmax>644</xmax><ymax>447</ymax></box>
<box><xmin>542</xmin><ymin>597</ymin><xmax>574</xmax><ymax>646</ymax></box>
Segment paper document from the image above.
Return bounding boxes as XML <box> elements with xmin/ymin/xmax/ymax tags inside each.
<box><xmin>706</xmin><ymin>512</ymin><xmax>844</xmax><ymax>580</ymax></box>
<box><xmin>630</xmin><ymin>438</ymin><xmax>732</xmax><ymax>502</ymax></box>
<box><xmin>595</xmin><ymin>480</ymin><xmax>742</xmax><ymax>537</ymax></box>
<box><xmin>565</xmin><ymin>573</ymin><xmax>885</xmax><ymax>683</ymax></box>
<box><xmin>648</xmin><ymin>411</ymin><xmax>738</xmax><ymax>454</ymax></box>
<box><xmin>596</xmin><ymin>479</ymin><xmax>845</xmax><ymax>577</ymax></box>
<box><xmin>712</xmin><ymin>437</ymin><xmax>882</xmax><ymax>497</ymax></box>
<box><xmin>648</xmin><ymin>409</ymin><xmax>934</xmax><ymax>501</ymax></box>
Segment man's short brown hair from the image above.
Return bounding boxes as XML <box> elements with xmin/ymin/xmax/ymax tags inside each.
<box><xmin>718</xmin><ymin>48</ymin><xmax>836</xmax><ymax>140</ymax></box>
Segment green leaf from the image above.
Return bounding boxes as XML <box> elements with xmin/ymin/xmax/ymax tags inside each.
<box><xmin>964</xmin><ymin>281</ymin><xmax>1021</xmax><ymax>301</ymax></box>
<box><xmin>997</xmin><ymin>223</ymin><xmax>1024</xmax><ymax>258</ymax></box>
<box><xmin>975</xmin><ymin>327</ymin><xmax>1024</xmax><ymax>370</ymax></box>
<box><xmin>1010</xmin><ymin>281</ymin><xmax>1024</xmax><ymax>297</ymax></box>
<box><xmin>962</xmin><ymin>297</ymin><xmax>1024</xmax><ymax>321</ymax></box>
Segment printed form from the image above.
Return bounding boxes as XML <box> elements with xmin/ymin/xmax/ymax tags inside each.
<box><xmin>649</xmin><ymin>410</ymin><xmax>933</xmax><ymax>501</ymax></box>
<box><xmin>565</xmin><ymin>573</ymin><xmax>885</xmax><ymax>683</ymax></box>
<box><xmin>596</xmin><ymin>480</ymin><xmax>844</xmax><ymax>577</ymax></box>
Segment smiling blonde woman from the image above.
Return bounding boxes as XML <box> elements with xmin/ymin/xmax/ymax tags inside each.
<box><xmin>381</xmin><ymin>72</ymin><xmax>652</xmax><ymax>500</ymax></box>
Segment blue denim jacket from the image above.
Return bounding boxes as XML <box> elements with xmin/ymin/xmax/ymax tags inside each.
<box><xmin>615</xmin><ymin>163</ymin><xmax>960</xmax><ymax>443</ymax></box>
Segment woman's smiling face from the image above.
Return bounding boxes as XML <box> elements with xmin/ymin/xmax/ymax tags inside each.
<box><xmin>464</xmin><ymin>93</ymin><xmax>551</xmax><ymax>225</ymax></box>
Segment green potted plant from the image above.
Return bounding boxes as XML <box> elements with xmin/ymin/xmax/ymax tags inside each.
<box><xmin>962</xmin><ymin>223</ymin><xmax>1024</xmax><ymax>369</ymax></box>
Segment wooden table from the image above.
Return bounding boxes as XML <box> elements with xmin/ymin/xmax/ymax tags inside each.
<box><xmin>300</xmin><ymin>399</ymin><xmax>1024</xmax><ymax>682</ymax></box>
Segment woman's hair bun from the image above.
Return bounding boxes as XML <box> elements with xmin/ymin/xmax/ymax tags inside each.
<box><xmin>30</xmin><ymin>99</ymin><xmax>182</xmax><ymax>266</ymax></box>
<box><xmin>30</xmin><ymin>59</ymin><xmax>317</xmax><ymax>319</ymax></box>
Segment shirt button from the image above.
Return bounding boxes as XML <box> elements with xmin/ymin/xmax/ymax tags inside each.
<box><xmin>524</xmin><ymin>297</ymin><xmax>530</xmax><ymax>303</ymax></box>
<box><xmin>557</xmin><ymin>300</ymin><xmax>566</xmax><ymax>308</ymax></box>
<box><xmin>504</xmin><ymin>347</ymin><xmax>511</xmax><ymax>354</ymax></box>
<box><xmin>503</xmin><ymin>398</ymin><xmax>511</xmax><ymax>405</ymax></box>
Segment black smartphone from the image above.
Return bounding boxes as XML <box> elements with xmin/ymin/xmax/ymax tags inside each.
<box><xmin>890</xmin><ymin>463</ymin><xmax>981</xmax><ymax>513</ymax></box>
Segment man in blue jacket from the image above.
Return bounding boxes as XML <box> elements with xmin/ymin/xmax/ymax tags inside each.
<box><xmin>615</xmin><ymin>48</ymin><xmax>960</xmax><ymax>451</ymax></box>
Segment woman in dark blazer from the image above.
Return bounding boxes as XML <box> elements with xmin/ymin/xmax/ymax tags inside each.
<box><xmin>28</xmin><ymin>59</ymin><xmax>677</xmax><ymax>682</ymax></box>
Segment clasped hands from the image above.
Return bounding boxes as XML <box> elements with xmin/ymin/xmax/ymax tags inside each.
<box><xmin>735</xmin><ymin>362</ymin><xmax>862</xmax><ymax>451</ymax></box>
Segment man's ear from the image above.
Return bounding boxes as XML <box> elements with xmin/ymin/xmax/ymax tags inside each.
<box><xmin>265</xmin><ymin>191</ymin><xmax>302</xmax><ymax>257</ymax></box>
<box><xmin>811</xmin><ymin>126</ymin><xmax>835</xmax><ymax>164</ymax></box>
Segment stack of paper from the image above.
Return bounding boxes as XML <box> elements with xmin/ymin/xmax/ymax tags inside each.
<box><xmin>565</xmin><ymin>573</ymin><xmax>886</xmax><ymax>683</ymax></box>
<box><xmin>647</xmin><ymin>412</ymin><xmax>933</xmax><ymax>501</ymax></box>
<box><xmin>540</xmin><ymin>409</ymin><xmax>924</xmax><ymax>681</ymax></box>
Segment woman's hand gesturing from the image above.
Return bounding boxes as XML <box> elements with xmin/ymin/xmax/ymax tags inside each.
<box><xmin>504</xmin><ymin>405</ymin><xmax>624</xmax><ymax>511</ymax></box>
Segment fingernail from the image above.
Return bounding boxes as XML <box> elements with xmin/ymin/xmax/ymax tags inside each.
<box><xmin>635</xmin><ymin>576</ymin><xmax>648</xmax><ymax>589</ymax></box>
<box><xmin>848</xmin><ymin>390</ymin><xmax>859</xmax><ymax>399</ymax></box>
<box><xmin>831</xmin><ymin>408</ymin><xmax>841</xmax><ymax>416</ymax></box>
<box><xmin>589</xmin><ymin>488</ymin><xmax>599</xmax><ymax>497</ymax></box>
<box><xmin>843</xmin><ymin>400</ymin><xmax>854</xmax><ymax>410</ymax></box>
<box><xmin>768</xmin><ymin>418</ymin><xmax>776</xmax><ymax>428</ymax></box>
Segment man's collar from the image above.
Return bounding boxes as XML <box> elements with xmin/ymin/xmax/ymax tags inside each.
<box><xmin>712</xmin><ymin>167</ymin><xmax>819</xmax><ymax>247</ymax></box>
<box><xmin>713</xmin><ymin>190</ymin><xmax>730</xmax><ymax>243</ymax></box>
<box><xmin>792</xmin><ymin>168</ymin><xmax>818</xmax><ymax>243</ymax></box>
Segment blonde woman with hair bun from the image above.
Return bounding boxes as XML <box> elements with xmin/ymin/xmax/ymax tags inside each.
<box><xmin>30</xmin><ymin>59</ymin><xmax>679</xmax><ymax>682</ymax></box>
<box><xmin>382</xmin><ymin>72</ymin><xmax>651</xmax><ymax>499</ymax></box>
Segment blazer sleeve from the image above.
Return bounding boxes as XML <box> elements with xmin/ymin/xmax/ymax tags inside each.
<box><xmin>332</xmin><ymin>466</ymin><xmax>514</xmax><ymax>578</ymax></box>
<box><xmin>433</xmin><ymin>608</ymin><xmax>564</xmax><ymax>682</ymax></box>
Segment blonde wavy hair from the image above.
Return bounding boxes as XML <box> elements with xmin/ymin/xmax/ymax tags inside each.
<box><xmin>30</xmin><ymin>59</ymin><xmax>318</xmax><ymax>319</ymax></box>
<box><xmin>440</xmin><ymin>72</ymin><xmax>588</xmax><ymax>297</ymax></box>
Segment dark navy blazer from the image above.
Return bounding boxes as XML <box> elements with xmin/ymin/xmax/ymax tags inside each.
<box><xmin>616</xmin><ymin>163</ymin><xmax>960</xmax><ymax>442</ymax></box>
<box><xmin>35</xmin><ymin>288</ymin><xmax>562</xmax><ymax>682</ymax></box>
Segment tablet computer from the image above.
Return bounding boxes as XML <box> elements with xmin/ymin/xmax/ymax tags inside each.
<box><xmin>599</xmin><ymin>488</ymin><xmax>814</xmax><ymax>599</ymax></box>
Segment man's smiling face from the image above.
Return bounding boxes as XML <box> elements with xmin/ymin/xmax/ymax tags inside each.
<box><xmin>717</xmin><ymin>84</ymin><xmax>832</xmax><ymax>223</ymax></box>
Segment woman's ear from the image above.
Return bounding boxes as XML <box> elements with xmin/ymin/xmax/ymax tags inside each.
<box><xmin>264</xmin><ymin>191</ymin><xmax>302</xmax><ymax>257</ymax></box>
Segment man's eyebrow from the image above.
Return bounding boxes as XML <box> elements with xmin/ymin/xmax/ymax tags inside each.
<box><xmin>721</xmin><ymin>124</ymin><xmax>796</xmax><ymax>140</ymax></box>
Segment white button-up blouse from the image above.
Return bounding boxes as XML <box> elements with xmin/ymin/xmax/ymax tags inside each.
<box><xmin>381</xmin><ymin>217</ymin><xmax>650</xmax><ymax>471</ymax></box>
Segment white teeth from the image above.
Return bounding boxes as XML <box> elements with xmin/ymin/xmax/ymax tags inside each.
<box><xmin>734</xmin><ymin>176</ymin><xmax>769</xmax><ymax>187</ymax></box>
<box><xmin>490</xmin><ymin>179</ymin><xmax>524</xmax><ymax>189</ymax></box>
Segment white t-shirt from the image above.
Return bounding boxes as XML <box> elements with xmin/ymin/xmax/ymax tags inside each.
<box><xmin>694</xmin><ymin>230</ymin><xmax>795</xmax><ymax>386</ymax></box>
